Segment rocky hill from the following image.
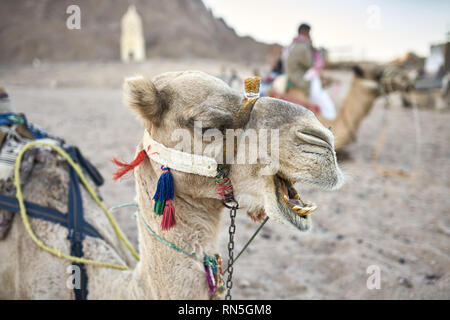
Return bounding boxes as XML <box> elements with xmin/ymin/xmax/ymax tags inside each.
<box><xmin>0</xmin><ymin>0</ymin><xmax>274</xmax><ymax>64</ymax></box>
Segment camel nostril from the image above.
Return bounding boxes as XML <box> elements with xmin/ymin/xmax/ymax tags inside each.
<box><xmin>296</xmin><ymin>128</ymin><xmax>334</xmax><ymax>149</ymax></box>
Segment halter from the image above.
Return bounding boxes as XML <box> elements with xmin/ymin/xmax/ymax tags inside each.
<box><xmin>142</xmin><ymin>130</ymin><xmax>219</xmax><ymax>177</ymax></box>
<box><xmin>113</xmin><ymin>76</ymin><xmax>263</xmax><ymax>299</ymax></box>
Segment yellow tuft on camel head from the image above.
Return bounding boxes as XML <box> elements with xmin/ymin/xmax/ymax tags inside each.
<box><xmin>244</xmin><ymin>76</ymin><xmax>261</xmax><ymax>100</ymax></box>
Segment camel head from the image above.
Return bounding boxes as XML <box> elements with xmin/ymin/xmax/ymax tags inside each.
<box><xmin>124</xmin><ymin>71</ymin><xmax>343</xmax><ymax>232</ymax></box>
<box><xmin>353</xmin><ymin>64</ymin><xmax>414</xmax><ymax>98</ymax></box>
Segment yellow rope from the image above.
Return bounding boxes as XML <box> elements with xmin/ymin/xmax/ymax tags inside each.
<box><xmin>14</xmin><ymin>140</ymin><xmax>140</xmax><ymax>270</ymax></box>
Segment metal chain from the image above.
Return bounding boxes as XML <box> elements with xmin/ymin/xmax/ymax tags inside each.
<box><xmin>225</xmin><ymin>205</ymin><xmax>237</xmax><ymax>300</ymax></box>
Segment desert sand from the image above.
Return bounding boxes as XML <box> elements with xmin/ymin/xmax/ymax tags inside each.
<box><xmin>0</xmin><ymin>59</ymin><xmax>448</xmax><ymax>299</ymax></box>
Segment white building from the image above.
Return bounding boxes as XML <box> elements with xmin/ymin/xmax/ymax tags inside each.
<box><xmin>120</xmin><ymin>5</ymin><xmax>146</xmax><ymax>62</ymax></box>
<box><xmin>425</xmin><ymin>44</ymin><xmax>445</xmax><ymax>75</ymax></box>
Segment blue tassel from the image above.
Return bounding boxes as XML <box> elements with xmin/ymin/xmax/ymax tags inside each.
<box><xmin>153</xmin><ymin>166</ymin><xmax>174</xmax><ymax>215</ymax></box>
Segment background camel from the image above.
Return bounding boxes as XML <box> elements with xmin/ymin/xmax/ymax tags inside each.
<box><xmin>284</xmin><ymin>66</ymin><xmax>412</xmax><ymax>151</ymax></box>
<box><xmin>0</xmin><ymin>70</ymin><xmax>342</xmax><ymax>299</ymax></box>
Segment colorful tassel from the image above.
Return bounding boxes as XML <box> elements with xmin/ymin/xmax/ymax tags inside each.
<box><xmin>205</xmin><ymin>264</ymin><xmax>215</xmax><ymax>294</ymax></box>
<box><xmin>161</xmin><ymin>199</ymin><xmax>176</xmax><ymax>230</ymax></box>
<box><xmin>203</xmin><ymin>254</ymin><xmax>225</xmax><ymax>297</ymax></box>
<box><xmin>153</xmin><ymin>198</ymin><xmax>165</xmax><ymax>216</ymax></box>
<box><xmin>112</xmin><ymin>150</ymin><xmax>147</xmax><ymax>181</ymax></box>
<box><xmin>153</xmin><ymin>166</ymin><xmax>176</xmax><ymax>230</ymax></box>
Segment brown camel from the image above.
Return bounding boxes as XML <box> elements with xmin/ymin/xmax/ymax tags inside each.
<box><xmin>283</xmin><ymin>66</ymin><xmax>412</xmax><ymax>151</ymax></box>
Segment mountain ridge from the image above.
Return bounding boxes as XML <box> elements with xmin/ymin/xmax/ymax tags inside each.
<box><xmin>0</xmin><ymin>0</ymin><xmax>276</xmax><ymax>64</ymax></box>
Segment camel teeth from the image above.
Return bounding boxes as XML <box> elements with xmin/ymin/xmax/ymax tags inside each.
<box><xmin>292</xmin><ymin>205</ymin><xmax>318</xmax><ymax>216</ymax></box>
<box><xmin>283</xmin><ymin>195</ymin><xmax>317</xmax><ymax>213</ymax></box>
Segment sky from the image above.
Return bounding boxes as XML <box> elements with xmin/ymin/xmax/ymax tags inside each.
<box><xmin>202</xmin><ymin>0</ymin><xmax>450</xmax><ymax>62</ymax></box>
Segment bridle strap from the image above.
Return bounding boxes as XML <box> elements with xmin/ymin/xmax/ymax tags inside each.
<box><xmin>142</xmin><ymin>130</ymin><xmax>218</xmax><ymax>177</ymax></box>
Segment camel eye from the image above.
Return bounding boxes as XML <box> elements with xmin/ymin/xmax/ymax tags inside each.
<box><xmin>201</xmin><ymin>127</ymin><xmax>213</xmax><ymax>134</ymax></box>
<box><xmin>202</xmin><ymin>126</ymin><xmax>227</xmax><ymax>136</ymax></box>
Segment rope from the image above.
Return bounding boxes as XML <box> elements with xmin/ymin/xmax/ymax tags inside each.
<box><xmin>110</xmin><ymin>202</ymin><xmax>139</xmax><ymax>211</ymax></box>
<box><xmin>341</xmin><ymin>103</ymin><xmax>357</xmax><ymax>144</ymax></box>
<box><xmin>371</xmin><ymin>93</ymin><xmax>421</xmax><ymax>179</ymax></box>
<box><xmin>113</xmin><ymin>201</ymin><xmax>269</xmax><ymax>269</ymax></box>
<box><xmin>224</xmin><ymin>216</ymin><xmax>269</xmax><ymax>275</ymax></box>
<box><xmin>137</xmin><ymin>210</ymin><xmax>196</xmax><ymax>258</ymax></box>
<box><xmin>14</xmin><ymin>141</ymin><xmax>140</xmax><ymax>270</ymax></box>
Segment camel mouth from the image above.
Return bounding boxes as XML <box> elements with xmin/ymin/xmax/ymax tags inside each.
<box><xmin>273</xmin><ymin>174</ymin><xmax>316</xmax><ymax>231</ymax></box>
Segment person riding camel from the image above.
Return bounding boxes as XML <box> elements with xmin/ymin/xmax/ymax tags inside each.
<box><xmin>284</xmin><ymin>23</ymin><xmax>336</xmax><ymax>120</ymax></box>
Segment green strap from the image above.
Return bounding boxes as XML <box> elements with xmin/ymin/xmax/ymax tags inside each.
<box><xmin>224</xmin><ymin>216</ymin><xmax>269</xmax><ymax>275</ymax></box>
<box><xmin>138</xmin><ymin>211</ymin><xmax>197</xmax><ymax>257</ymax></box>
<box><xmin>110</xmin><ymin>203</ymin><xmax>139</xmax><ymax>211</ymax></box>
<box><xmin>112</xmin><ymin>203</ymin><xmax>269</xmax><ymax>264</ymax></box>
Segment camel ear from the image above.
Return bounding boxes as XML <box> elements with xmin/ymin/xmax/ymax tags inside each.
<box><xmin>123</xmin><ymin>75</ymin><xmax>165</xmax><ymax>125</ymax></box>
<box><xmin>352</xmin><ymin>65</ymin><xmax>365</xmax><ymax>78</ymax></box>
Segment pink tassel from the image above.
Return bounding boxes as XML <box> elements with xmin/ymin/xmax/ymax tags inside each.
<box><xmin>204</xmin><ymin>265</ymin><xmax>215</xmax><ymax>294</ymax></box>
<box><xmin>161</xmin><ymin>199</ymin><xmax>176</xmax><ymax>230</ymax></box>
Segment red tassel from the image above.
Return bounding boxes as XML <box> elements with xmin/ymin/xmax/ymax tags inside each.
<box><xmin>161</xmin><ymin>199</ymin><xmax>176</xmax><ymax>230</ymax></box>
<box><xmin>112</xmin><ymin>150</ymin><xmax>147</xmax><ymax>181</ymax></box>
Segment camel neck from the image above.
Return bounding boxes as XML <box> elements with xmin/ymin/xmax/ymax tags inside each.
<box><xmin>341</xmin><ymin>79</ymin><xmax>380</xmax><ymax>129</ymax></box>
<box><xmin>132</xmin><ymin>162</ymin><xmax>223</xmax><ymax>299</ymax></box>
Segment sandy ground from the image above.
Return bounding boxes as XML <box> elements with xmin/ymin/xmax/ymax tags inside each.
<box><xmin>0</xmin><ymin>60</ymin><xmax>449</xmax><ymax>299</ymax></box>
